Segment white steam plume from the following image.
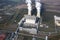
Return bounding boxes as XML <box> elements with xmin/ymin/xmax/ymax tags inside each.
<box><xmin>35</xmin><ymin>0</ymin><xmax>41</xmax><ymax>18</ymax></box>
<box><xmin>26</xmin><ymin>0</ymin><xmax>32</xmax><ymax>15</ymax></box>
<box><xmin>32</xmin><ymin>37</ymin><xmax>36</xmax><ymax>40</ymax></box>
<box><xmin>45</xmin><ymin>36</ymin><xmax>48</xmax><ymax>40</ymax></box>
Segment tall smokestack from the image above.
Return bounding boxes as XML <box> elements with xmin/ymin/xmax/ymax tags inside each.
<box><xmin>35</xmin><ymin>0</ymin><xmax>41</xmax><ymax>18</ymax></box>
<box><xmin>26</xmin><ymin>0</ymin><xmax>32</xmax><ymax>15</ymax></box>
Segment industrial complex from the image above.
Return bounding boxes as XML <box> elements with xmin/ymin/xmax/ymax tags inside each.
<box><xmin>0</xmin><ymin>0</ymin><xmax>60</xmax><ymax>40</ymax></box>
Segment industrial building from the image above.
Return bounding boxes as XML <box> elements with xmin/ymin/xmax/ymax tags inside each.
<box><xmin>0</xmin><ymin>0</ymin><xmax>60</xmax><ymax>40</ymax></box>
